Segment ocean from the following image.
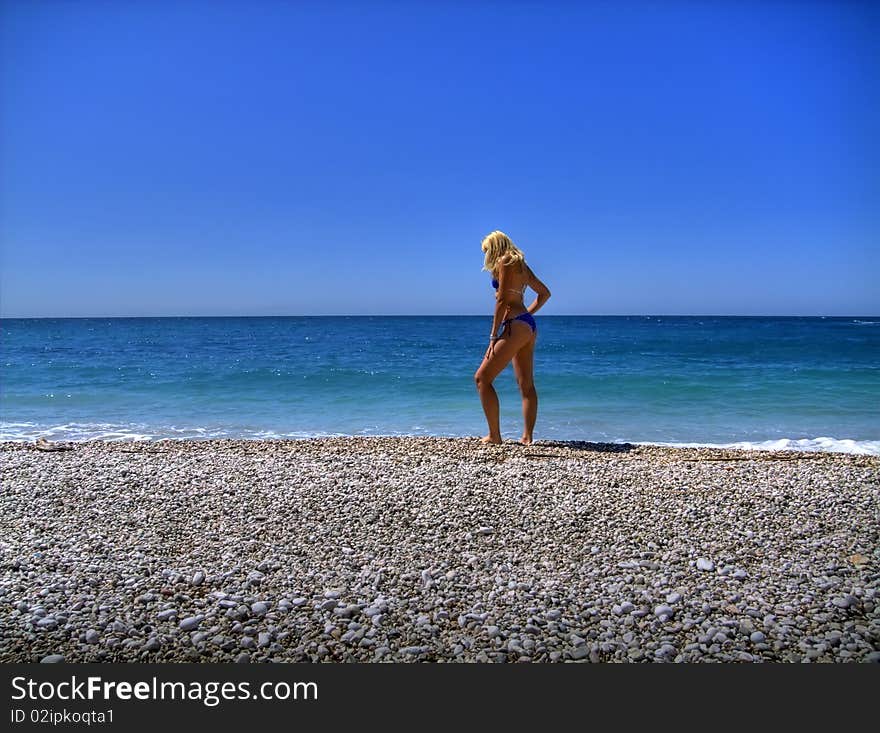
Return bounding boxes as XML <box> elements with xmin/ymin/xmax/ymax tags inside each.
<box><xmin>1</xmin><ymin>316</ymin><xmax>878</xmax><ymax>454</ymax></box>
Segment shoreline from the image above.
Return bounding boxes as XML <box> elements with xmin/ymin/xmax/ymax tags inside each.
<box><xmin>1</xmin><ymin>437</ymin><xmax>878</xmax><ymax>662</ymax></box>
<box><xmin>6</xmin><ymin>435</ymin><xmax>880</xmax><ymax>465</ymax></box>
<box><xmin>2</xmin><ymin>433</ymin><xmax>878</xmax><ymax>457</ymax></box>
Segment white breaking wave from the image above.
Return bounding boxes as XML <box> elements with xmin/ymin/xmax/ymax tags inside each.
<box><xmin>0</xmin><ymin>422</ymin><xmax>157</xmax><ymax>442</ymax></box>
<box><xmin>0</xmin><ymin>422</ymin><xmax>353</xmax><ymax>442</ymax></box>
<box><xmin>638</xmin><ymin>436</ymin><xmax>880</xmax><ymax>456</ymax></box>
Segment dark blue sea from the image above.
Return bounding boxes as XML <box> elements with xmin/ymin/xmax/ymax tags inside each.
<box><xmin>1</xmin><ymin>316</ymin><xmax>878</xmax><ymax>454</ymax></box>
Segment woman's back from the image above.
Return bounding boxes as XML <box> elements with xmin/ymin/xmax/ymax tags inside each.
<box><xmin>492</xmin><ymin>260</ymin><xmax>530</xmax><ymax>305</ymax></box>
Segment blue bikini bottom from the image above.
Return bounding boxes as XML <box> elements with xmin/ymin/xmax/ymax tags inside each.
<box><xmin>499</xmin><ymin>312</ymin><xmax>537</xmax><ymax>336</ymax></box>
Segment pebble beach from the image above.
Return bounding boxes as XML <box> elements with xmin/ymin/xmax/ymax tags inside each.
<box><xmin>1</xmin><ymin>437</ymin><xmax>878</xmax><ymax>663</ymax></box>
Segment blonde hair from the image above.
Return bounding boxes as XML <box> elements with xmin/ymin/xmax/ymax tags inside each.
<box><xmin>481</xmin><ymin>230</ymin><xmax>526</xmax><ymax>274</ymax></box>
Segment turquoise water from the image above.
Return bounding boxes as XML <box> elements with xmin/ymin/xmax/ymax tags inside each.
<box><xmin>1</xmin><ymin>316</ymin><xmax>878</xmax><ymax>453</ymax></box>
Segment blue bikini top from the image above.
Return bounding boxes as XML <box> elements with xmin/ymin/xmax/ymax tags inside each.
<box><xmin>491</xmin><ymin>275</ymin><xmax>527</xmax><ymax>295</ymax></box>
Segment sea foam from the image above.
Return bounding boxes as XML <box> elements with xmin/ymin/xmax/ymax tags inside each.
<box><xmin>641</xmin><ymin>436</ymin><xmax>880</xmax><ymax>456</ymax></box>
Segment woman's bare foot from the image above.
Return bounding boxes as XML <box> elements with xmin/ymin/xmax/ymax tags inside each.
<box><xmin>519</xmin><ymin>435</ymin><xmax>533</xmax><ymax>445</ymax></box>
<box><xmin>480</xmin><ymin>434</ymin><xmax>503</xmax><ymax>445</ymax></box>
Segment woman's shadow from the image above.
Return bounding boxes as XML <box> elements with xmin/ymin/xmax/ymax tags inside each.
<box><xmin>525</xmin><ymin>440</ymin><xmax>634</xmax><ymax>454</ymax></box>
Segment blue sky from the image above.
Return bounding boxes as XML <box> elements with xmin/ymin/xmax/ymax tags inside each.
<box><xmin>1</xmin><ymin>0</ymin><xmax>877</xmax><ymax>317</ymax></box>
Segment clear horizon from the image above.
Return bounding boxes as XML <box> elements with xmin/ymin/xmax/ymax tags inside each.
<box><xmin>1</xmin><ymin>1</ymin><xmax>878</xmax><ymax>319</ymax></box>
<box><xmin>2</xmin><ymin>314</ymin><xmax>879</xmax><ymax>321</ymax></box>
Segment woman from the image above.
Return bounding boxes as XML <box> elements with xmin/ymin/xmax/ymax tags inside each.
<box><xmin>474</xmin><ymin>231</ymin><xmax>551</xmax><ymax>445</ymax></box>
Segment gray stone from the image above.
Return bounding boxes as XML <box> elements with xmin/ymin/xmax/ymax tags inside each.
<box><xmin>251</xmin><ymin>601</ymin><xmax>269</xmax><ymax>616</ymax></box>
<box><xmin>179</xmin><ymin>616</ymin><xmax>202</xmax><ymax>632</ymax></box>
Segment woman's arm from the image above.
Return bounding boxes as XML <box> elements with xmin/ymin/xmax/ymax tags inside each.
<box><xmin>489</xmin><ymin>296</ymin><xmax>506</xmax><ymax>341</ymax></box>
<box><xmin>489</xmin><ymin>259</ymin><xmax>519</xmax><ymax>339</ymax></box>
<box><xmin>525</xmin><ymin>264</ymin><xmax>551</xmax><ymax>315</ymax></box>
<box><xmin>488</xmin><ymin>264</ymin><xmax>507</xmax><ymax>340</ymax></box>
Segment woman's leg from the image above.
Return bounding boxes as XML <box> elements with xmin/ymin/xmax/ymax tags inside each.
<box><xmin>512</xmin><ymin>334</ymin><xmax>537</xmax><ymax>444</ymax></box>
<box><xmin>474</xmin><ymin>322</ymin><xmax>533</xmax><ymax>443</ymax></box>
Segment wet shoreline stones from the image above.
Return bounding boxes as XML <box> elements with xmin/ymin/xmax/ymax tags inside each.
<box><xmin>1</xmin><ymin>437</ymin><xmax>878</xmax><ymax>662</ymax></box>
